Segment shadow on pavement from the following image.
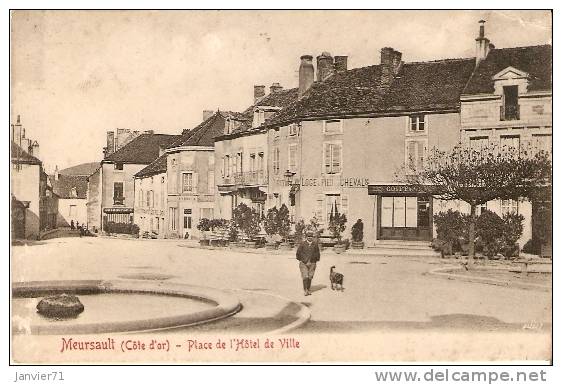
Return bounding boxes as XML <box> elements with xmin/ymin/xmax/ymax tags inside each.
<box><xmin>294</xmin><ymin>313</ymin><xmax>552</xmax><ymax>334</ymax></box>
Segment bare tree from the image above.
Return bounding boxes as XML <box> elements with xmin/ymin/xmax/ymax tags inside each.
<box><xmin>399</xmin><ymin>143</ymin><xmax>551</xmax><ymax>263</ymax></box>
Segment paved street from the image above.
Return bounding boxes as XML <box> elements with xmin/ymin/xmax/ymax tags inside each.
<box><xmin>11</xmin><ymin>237</ymin><xmax>552</xmax><ymax>335</ymax></box>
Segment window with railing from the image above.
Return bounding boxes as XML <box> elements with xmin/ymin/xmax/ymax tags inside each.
<box><xmin>182</xmin><ymin>173</ymin><xmax>193</xmax><ymax>193</ymax></box>
<box><xmin>500</xmin><ymin>86</ymin><xmax>520</xmax><ymax>121</ymax></box>
<box><xmin>113</xmin><ymin>182</ymin><xmax>124</xmax><ymax>205</ymax></box>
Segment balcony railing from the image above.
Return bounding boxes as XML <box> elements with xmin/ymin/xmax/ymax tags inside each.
<box><xmin>233</xmin><ymin>170</ymin><xmax>268</xmax><ymax>186</ymax></box>
<box><xmin>500</xmin><ymin>104</ymin><xmax>520</xmax><ymax>121</ymax></box>
<box><xmin>113</xmin><ymin>196</ymin><xmax>125</xmax><ymax>206</ymax></box>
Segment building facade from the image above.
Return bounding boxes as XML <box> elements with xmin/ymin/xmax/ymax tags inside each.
<box><xmin>164</xmin><ymin>112</ymin><xmax>231</xmax><ymax>239</ymax></box>
<box><xmin>49</xmin><ymin>168</ymin><xmax>89</xmax><ymax>228</ymax></box>
<box><xmin>97</xmin><ymin>133</ymin><xmax>178</xmax><ymax>231</ymax></box>
<box><xmin>133</xmin><ymin>155</ymin><xmax>168</xmax><ymax>237</ymax></box>
<box><xmin>459</xmin><ymin>38</ymin><xmax>552</xmax><ymax>246</ymax></box>
<box><xmin>214</xmin><ymin>84</ymin><xmax>298</xmax><ymax>219</ymax></box>
<box><xmin>264</xmin><ymin>48</ymin><xmax>475</xmax><ymax>245</ymax></box>
<box><xmin>11</xmin><ymin>117</ymin><xmax>58</xmax><ymax>239</ymax></box>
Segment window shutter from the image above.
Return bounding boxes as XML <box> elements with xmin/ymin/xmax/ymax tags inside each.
<box><xmin>332</xmin><ymin>144</ymin><xmax>341</xmax><ymax>173</ymax></box>
<box><xmin>408</xmin><ymin>141</ymin><xmax>416</xmax><ymax>170</ymax></box>
<box><xmin>208</xmin><ymin>171</ymin><xmax>214</xmax><ymax>194</ymax></box>
<box><xmin>341</xmin><ymin>194</ymin><xmax>349</xmax><ymax>217</ymax></box>
<box><xmin>417</xmin><ymin>141</ymin><xmax>425</xmax><ymax>170</ymax></box>
<box><xmin>324</xmin><ymin>144</ymin><xmax>331</xmax><ymax>174</ymax></box>
<box><xmin>193</xmin><ymin>173</ymin><xmax>198</xmax><ymax>192</ymax></box>
<box><xmin>316</xmin><ymin>194</ymin><xmax>324</xmax><ymax>222</ymax></box>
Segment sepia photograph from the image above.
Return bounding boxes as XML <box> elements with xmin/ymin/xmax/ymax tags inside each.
<box><xmin>9</xmin><ymin>9</ymin><xmax>553</xmax><ymax>366</ymax></box>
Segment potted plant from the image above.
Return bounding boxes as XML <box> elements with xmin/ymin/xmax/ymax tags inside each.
<box><xmin>264</xmin><ymin>207</ymin><xmax>279</xmax><ymax>250</ymax></box>
<box><xmin>197</xmin><ymin>218</ymin><xmax>212</xmax><ymax>246</ymax></box>
<box><xmin>277</xmin><ymin>204</ymin><xmax>292</xmax><ymax>250</ymax></box>
<box><xmin>328</xmin><ymin>204</ymin><xmax>347</xmax><ymax>254</ymax></box>
<box><xmin>294</xmin><ymin>218</ymin><xmax>306</xmax><ymax>245</ymax></box>
<box><xmin>351</xmin><ymin>219</ymin><xmax>365</xmax><ymax>249</ymax></box>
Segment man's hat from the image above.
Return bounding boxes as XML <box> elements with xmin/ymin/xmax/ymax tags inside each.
<box><xmin>305</xmin><ymin>231</ymin><xmax>314</xmax><ymax>236</ymax></box>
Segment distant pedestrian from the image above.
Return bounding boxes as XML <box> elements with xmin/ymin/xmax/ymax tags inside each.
<box><xmin>70</xmin><ymin>220</ymin><xmax>75</xmax><ymax>230</ymax></box>
<box><xmin>296</xmin><ymin>231</ymin><xmax>321</xmax><ymax>296</ymax></box>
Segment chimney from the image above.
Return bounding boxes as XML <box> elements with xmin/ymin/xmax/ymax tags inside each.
<box><xmin>316</xmin><ymin>52</ymin><xmax>335</xmax><ymax>81</ymax></box>
<box><xmin>106</xmin><ymin>131</ymin><xmax>115</xmax><ymax>156</ymax></box>
<box><xmin>11</xmin><ymin>115</ymin><xmax>23</xmax><ymax>144</ymax></box>
<box><xmin>380</xmin><ymin>47</ymin><xmax>402</xmax><ymax>90</ymax></box>
<box><xmin>270</xmin><ymin>82</ymin><xmax>283</xmax><ymax>94</ymax></box>
<box><xmin>203</xmin><ymin>110</ymin><xmax>214</xmax><ymax>121</ymax></box>
<box><xmin>475</xmin><ymin>20</ymin><xmax>491</xmax><ymax>66</ymax></box>
<box><xmin>334</xmin><ymin>56</ymin><xmax>348</xmax><ymax>73</ymax></box>
<box><xmin>54</xmin><ymin>165</ymin><xmax>59</xmax><ymax>181</ymax></box>
<box><xmin>298</xmin><ymin>55</ymin><xmax>314</xmax><ymax>99</ymax></box>
<box><xmin>29</xmin><ymin>142</ymin><xmax>40</xmax><ymax>159</ymax></box>
<box><xmin>254</xmin><ymin>85</ymin><xmax>266</xmax><ymax>104</ymax></box>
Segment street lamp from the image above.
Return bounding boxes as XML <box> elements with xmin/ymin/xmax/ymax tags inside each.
<box><xmin>284</xmin><ymin>169</ymin><xmax>296</xmax><ymax>186</ymax></box>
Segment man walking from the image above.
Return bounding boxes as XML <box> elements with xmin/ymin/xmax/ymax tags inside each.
<box><xmin>296</xmin><ymin>231</ymin><xmax>320</xmax><ymax>296</ymax></box>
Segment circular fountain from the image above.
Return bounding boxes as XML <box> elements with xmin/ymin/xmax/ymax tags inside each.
<box><xmin>12</xmin><ymin>280</ymin><xmax>241</xmax><ymax>335</ymax></box>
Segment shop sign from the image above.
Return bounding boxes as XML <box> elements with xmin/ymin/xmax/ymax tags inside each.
<box><xmin>273</xmin><ymin>176</ymin><xmax>369</xmax><ymax>188</ymax></box>
<box><xmin>368</xmin><ymin>184</ymin><xmax>435</xmax><ymax>195</ymax></box>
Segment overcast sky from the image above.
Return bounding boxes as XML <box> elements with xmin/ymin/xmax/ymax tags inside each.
<box><xmin>10</xmin><ymin>10</ymin><xmax>551</xmax><ymax>171</ymax></box>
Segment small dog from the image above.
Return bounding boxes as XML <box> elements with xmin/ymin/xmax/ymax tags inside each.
<box><xmin>330</xmin><ymin>266</ymin><xmax>344</xmax><ymax>291</ymax></box>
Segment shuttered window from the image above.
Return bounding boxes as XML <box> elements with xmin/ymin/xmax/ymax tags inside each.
<box><xmin>405</xmin><ymin>139</ymin><xmax>427</xmax><ymax>173</ymax></box>
<box><xmin>273</xmin><ymin>147</ymin><xmax>280</xmax><ymax>174</ymax></box>
<box><xmin>288</xmin><ymin>144</ymin><xmax>297</xmax><ymax>172</ymax></box>
<box><xmin>315</xmin><ymin>194</ymin><xmax>324</xmax><ymax>222</ymax></box>
<box><xmin>324</xmin><ymin>143</ymin><xmax>342</xmax><ymax>174</ymax></box>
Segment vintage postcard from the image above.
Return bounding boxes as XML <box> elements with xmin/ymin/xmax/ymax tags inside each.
<box><xmin>9</xmin><ymin>10</ymin><xmax>552</xmax><ymax>364</ymax></box>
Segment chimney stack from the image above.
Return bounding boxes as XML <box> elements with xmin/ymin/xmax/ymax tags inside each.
<box><xmin>106</xmin><ymin>131</ymin><xmax>115</xmax><ymax>157</ymax></box>
<box><xmin>334</xmin><ymin>56</ymin><xmax>348</xmax><ymax>73</ymax></box>
<box><xmin>254</xmin><ymin>85</ymin><xmax>266</xmax><ymax>104</ymax></box>
<box><xmin>270</xmin><ymin>82</ymin><xmax>283</xmax><ymax>94</ymax></box>
<box><xmin>54</xmin><ymin>165</ymin><xmax>59</xmax><ymax>181</ymax></box>
<box><xmin>316</xmin><ymin>52</ymin><xmax>335</xmax><ymax>81</ymax></box>
<box><xmin>203</xmin><ymin>110</ymin><xmax>214</xmax><ymax>122</ymax></box>
<box><xmin>298</xmin><ymin>55</ymin><xmax>314</xmax><ymax>99</ymax></box>
<box><xmin>380</xmin><ymin>47</ymin><xmax>402</xmax><ymax>90</ymax></box>
<box><xmin>475</xmin><ymin>20</ymin><xmax>491</xmax><ymax>66</ymax></box>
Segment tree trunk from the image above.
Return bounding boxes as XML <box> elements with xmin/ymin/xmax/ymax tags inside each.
<box><xmin>468</xmin><ymin>204</ymin><xmax>477</xmax><ymax>265</ymax></box>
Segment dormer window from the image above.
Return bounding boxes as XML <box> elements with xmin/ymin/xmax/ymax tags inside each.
<box><xmin>70</xmin><ymin>187</ymin><xmax>77</xmax><ymax>198</ymax></box>
<box><xmin>410</xmin><ymin>115</ymin><xmax>425</xmax><ymax>132</ymax></box>
<box><xmin>114</xmin><ymin>162</ymin><xmax>123</xmax><ymax>170</ymax></box>
<box><xmin>225</xmin><ymin>118</ymin><xmax>232</xmax><ymax>135</ymax></box>
<box><xmin>253</xmin><ymin>109</ymin><xmax>265</xmax><ymax>128</ymax></box>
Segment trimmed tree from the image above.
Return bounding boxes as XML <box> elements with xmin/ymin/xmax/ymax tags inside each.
<box><xmin>277</xmin><ymin>204</ymin><xmax>291</xmax><ymax>243</ymax></box>
<box><xmin>400</xmin><ymin>143</ymin><xmax>551</xmax><ymax>264</ymax></box>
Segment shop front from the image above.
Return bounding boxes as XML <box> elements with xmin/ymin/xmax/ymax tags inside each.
<box><xmin>368</xmin><ymin>184</ymin><xmax>433</xmax><ymax>242</ymax></box>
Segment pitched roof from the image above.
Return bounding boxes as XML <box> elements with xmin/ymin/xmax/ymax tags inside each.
<box><xmin>134</xmin><ymin>153</ymin><xmax>167</xmax><ymax>178</ymax></box>
<box><xmin>167</xmin><ymin>111</ymin><xmax>241</xmax><ymax>149</ymax></box>
<box><xmin>59</xmin><ymin>162</ymin><xmax>100</xmax><ymax>176</ymax></box>
<box><xmin>463</xmin><ymin>45</ymin><xmax>552</xmax><ymax>95</ymax></box>
<box><xmin>104</xmin><ymin>133</ymin><xmax>179</xmax><ymax>164</ymax></box>
<box><xmin>268</xmin><ymin>58</ymin><xmax>476</xmax><ymax>126</ymax></box>
<box><xmin>215</xmin><ymin>88</ymin><xmax>299</xmax><ymax>141</ymax></box>
<box><xmin>11</xmin><ymin>141</ymin><xmax>42</xmax><ymax>165</ymax></box>
<box><xmin>48</xmin><ymin>174</ymin><xmax>88</xmax><ymax>199</ymax></box>
<box><xmin>383</xmin><ymin>58</ymin><xmax>475</xmax><ymax>111</ymax></box>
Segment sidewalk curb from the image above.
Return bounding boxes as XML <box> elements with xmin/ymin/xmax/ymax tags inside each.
<box><xmin>428</xmin><ymin>267</ymin><xmax>551</xmax><ymax>292</ymax></box>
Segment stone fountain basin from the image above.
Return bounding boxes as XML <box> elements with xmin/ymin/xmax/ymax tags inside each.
<box><xmin>12</xmin><ymin>280</ymin><xmax>241</xmax><ymax>335</ymax></box>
